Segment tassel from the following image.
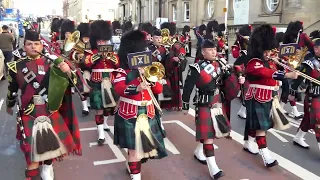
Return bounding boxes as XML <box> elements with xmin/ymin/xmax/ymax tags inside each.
<box><xmin>216</xmin><ymin>115</ymin><xmax>230</xmax><ymax>134</ymax></box>
<box><xmin>141</xmin><ymin>131</ymin><xmax>155</xmax><ymax>152</ymax></box>
<box><xmin>31</xmin><ymin>116</ymin><xmax>67</xmax><ymax>162</ymax></box>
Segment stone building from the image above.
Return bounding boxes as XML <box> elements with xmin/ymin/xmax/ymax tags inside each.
<box><xmin>1</xmin><ymin>0</ymin><xmax>15</xmax><ymax>8</ymax></box>
<box><xmin>64</xmin><ymin>0</ymin><xmax>120</xmax><ymax>23</ymax></box>
<box><xmin>118</xmin><ymin>0</ymin><xmax>320</xmax><ymax>36</ymax></box>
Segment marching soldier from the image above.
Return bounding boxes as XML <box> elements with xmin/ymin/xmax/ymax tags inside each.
<box><xmin>182</xmin><ymin>39</ymin><xmax>244</xmax><ymax>179</ymax></box>
<box><xmin>160</xmin><ymin>22</ymin><xmax>186</xmax><ymax>111</ymax></box>
<box><xmin>112</xmin><ymin>30</ymin><xmax>167</xmax><ymax>180</ymax></box>
<box><xmin>6</xmin><ymin>30</ymin><xmax>82</xmax><ymax>180</ymax></box>
<box><xmin>290</xmin><ymin>38</ymin><xmax>320</xmax><ymax>150</ymax></box>
<box><xmin>180</xmin><ymin>25</ymin><xmax>192</xmax><ymax>57</ymax></box>
<box><xmin>69</xmin><ymin>22</ymin><xmax>91</xmax><ymax>115</ymax></box>
<box><xmin>60</xmin><ymin>19</ymin><xmax>76</xmax><ymax>55</ymax></box>
<box><xmin>193</xmin><ymin>24</ymin><xmax>206</xmax><ymax>58</ymax></box>
<box><xmin>139</xmin><ymin>22</ymin><xmax>154</xmax><ymax>42</ymax></box>
<box><xmin>83</xmin><ymin>20</ymin><xmax>119</xmax><ymax>145</ymax></box>
<box><xmin>148</xmin><ymin>30</ymin><xmax>167</xmax><ymax>63</ymax></box>
<box><xmin>245</xmin><ymin>24</ymin><xmax>298</xmax><ymax>167</ymax></box>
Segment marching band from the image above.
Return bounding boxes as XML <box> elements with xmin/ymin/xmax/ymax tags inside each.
<box><xmin>6</xmin><ymin>17</ymin><xmax>320</xmax><ymax>180</ymax></box>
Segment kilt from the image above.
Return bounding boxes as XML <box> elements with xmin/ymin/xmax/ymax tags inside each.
<box><xmin>113</xmin><ymin>106</ymin><xmax>167</xmax><ymax>160</ymax></box>
<box><xmin>195</xmin><ymin>93</ymin><xmax>229</xmax><ymax>141</ymax></box>
<box><xmin>245</xmin><ymin>98</ymin><xmax>273</xmax><ymax>131</ymax></box>
<box><xmin>89</xmin><ymin>72</ymin><xmax>110</xmax><ymax>110</ymax></box>
<box><xmin>17</xmin><ymin>99</ymin><xmax>81</xmax><ymax>165</ymax></box>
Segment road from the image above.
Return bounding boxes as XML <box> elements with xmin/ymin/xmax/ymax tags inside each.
<box><xmin>0</xmin><ymin>30</ymin><xmax>318</xmax><ymax>179</ymax></box>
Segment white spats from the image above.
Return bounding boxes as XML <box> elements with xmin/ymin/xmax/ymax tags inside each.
<box><xmin>290</xmin><ymin>106</ymin><xmax>304</xmax><ymax>119</ymax></box>
<box><xmin>237</xmin><ymin>105</ymin><xmax>247</xmax><ymax>119</ymax></box>
<box><xmin>293</xmin><ymin>129</ymin><xmax>309</xmax><ymax>148</ymax></box>
<box><xmin>103</xmin><ymin>116</ymin><xmax>110</xmax><ymax>131</ymax></box>
<box><xmin>81</xmin><ymin>100</ymin><xmax>89</xmax><ymax>112</ymax></box>
<box><xmin>206</xmin><ymin>156</ymin><xmax>221</xmax><ymax>177</ymax></box>
<box><xmin>71</xmin><ymin>87</ymin><xmax>75</xmax><ymax>94</ymax></box>
<box><xmin>194</xmin><ymin>143</ymin><xmax>206</xmax><ymax>163</ymax></box>
<box><xmin>97</xmin><ymin>124</ymin><xmax>105</xmax><ymax>140</ymax></box>
<box><xmin>243</xmin><ymin>136</ymin><xmax>259</xmax><ymax>154</ymax></box>
<box><xmin>130</xmin><ymin>173</ymin><xmax>141</xmax><ymax>180</ymax></box>
<box><xmin>259</xmin><ymin>148</ymin><xmax>278</xmax><ymax>167</ymax></box>
<box><xmin>87</xmin><ymin>98</ymin><xmax>91</xmax><ymax>108</ymax></box>
<box><xmin>318</xmin><ymin>143</ymin><xmax>320</xmax><ymax>152</ymax></box>
<box><xmin>41</xmin><ymin>164</ymin><xmax>54</xmax><ymax>180</ymax></box>
<box><xmin>280</xmin><ymin>102</ymin><xmax>286</xmax><ymax>109</ymax></box>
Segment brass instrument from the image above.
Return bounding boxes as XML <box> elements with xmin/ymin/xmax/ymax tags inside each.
<box><xmin>138</xmin><ymin>62</ymin><xmax>165</xmax><ymax>114</ymax></box>
<box><xmin>161</xmin><ymin>28</ymin><xmax>174</xmax><ymax>47</ymax></box>
<box><xmin>64</xmin><ymin>30</ymin><xmax>81</xmax><ymax>52</ymax></box>
<box><xmin>268</xmin><ymin>55</ymin><xmax>320</xmax><ymax>86</ymax></box>
<box><xmin>272</xmin><ymin>46</ymin><xmax>308</xmax><ymax>69</ymax></box>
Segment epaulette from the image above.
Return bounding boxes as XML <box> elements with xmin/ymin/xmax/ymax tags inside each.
<box><xmin>302</xmin><ymin>59</ymin><xmax>314</xmax><ymax>69</ymax></box>
<box><xmin>7</xmin><ymin>58</ymin><xmax>25</xmax><ymax>73</ymax></box>
<box><xmin>189</xmin><ymin>63</ymin><xmax>200</xmax><ymax>73</ymax></box>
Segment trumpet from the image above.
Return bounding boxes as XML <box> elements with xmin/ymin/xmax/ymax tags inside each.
<box><xmin>138</xmin><ymin>62</ymin><xmax>165</xmax><ymax>114</ymax></box>
<box><xmin>267</xmin><ymin>55</ymin><xmax>320</xmax><ymax>86</ymax></box>
<box><xmin>64</xmin><ymin>30</ymin><xmax>81</xmax><ymax>52</ymax></box>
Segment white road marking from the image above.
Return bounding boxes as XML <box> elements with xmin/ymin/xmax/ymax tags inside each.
<box><xmin>268</xmin><ymin>129</ymin><xmax>289</xmax><ymax>143</ymax></box>
<box><xmin>0</xmin><ymin>98</ymin><xmax>4</xmax><ymax>111</ymax></box>
<box><xmin>188</xmin><ymin>108</ymin><xmax>320</xmax><ymax>180</ymax></box>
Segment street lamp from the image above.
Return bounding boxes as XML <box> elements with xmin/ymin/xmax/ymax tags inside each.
<box><xmin>159</xmin><ymin>0</ymin><xmax>162</xmax><ymax>18</ymax></box>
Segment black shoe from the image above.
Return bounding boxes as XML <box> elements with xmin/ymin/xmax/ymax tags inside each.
<box><xmin>213</xmin><ymin>171</ymin><xmax>224</xmax><ymax>179</ymax></box>
<box><xmin>82</xmin><ymin>110</ymin><xmax>89</xmax><ymax>116</ymax></box>
<box><xmin>97</xmin><ymin>138</ymin><xmax>105</xmax><ymax>146</ymax></box>
<box><xmin>266</xmin><ymin>160</ymin><xmax>279</xmax><ymax>168</ymax></box>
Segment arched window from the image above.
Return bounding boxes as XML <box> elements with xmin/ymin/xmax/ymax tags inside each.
<box><xmin>265</xmin><ymin>0</ymin><xmax>279</xmax><ymax>12</ymax></box>
<box><xmin>207</xmin><ymin>0</ymin><xmax>214</xmax><ymax>18</ymax></box>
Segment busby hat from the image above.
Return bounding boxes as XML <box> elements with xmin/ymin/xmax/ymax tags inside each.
<box><xmin>89</xmin><ymin>20</ymin><xmax>112</xmax><ymax>49</ymax></box>
<box><xmin>310</xmin><ymin>30</ymin><xmax>320</xmax><ymax>40</ymax></box>
<box><xmin>248</xmin><ymin>24</ymin><xmax>276</xmax><ymax>58</ymax></box>
<box><xmin>112</xmin><ymin>20</ymin><xmax>121</xmax><ymax>34</ymax></box>
<box><xmin>283</xmin><ymin>21</ymin><xmax>304</xmax><ymax>44</ymax></box>
<box><xmin>239</xmin><ymin>25</ymin><xmax>252</xmax><ymax>37</ymax></box>
<box><xmin>77</xmin><ymin>23</ymin><xmax>90</xmax><ymax>38</ymax></box>
<box><xmin>207</xmin><ymin>20</ymin><xmax>219</xmax><ymax>33</ymax></box>
<box><xmin>61</xmin><ymin>19</ymin><xmax>75</xmax><ymax>33</ymax></box>
<box><xmin>25</xmin><ymin>29</ymin><xmax>41</xmax><ymax>41</ymax></box>
<box><xmin>139</xmin><ymin>22</ymin><xmax>153</xmax><ymax>35</ymax></box>
<box><xmin>50</xmin><ymin>17</ymin><xmax>60</xmax><ymax>33</ymax></box>
<box><xmin>219</xmin><ymin>23</ymin><xmax>225</xmax><ymax>32</ymax></box>
<box><xmin>160</xmin><ymin>22</ymin><xmax>176</xmax><ymax>36</ymax></box>
<box><xmin>118</xmin><ymin>30</ymin><xmax>147</xmax><ymax>68</ymax></box>
<box><xmin>122</xmin><ymin>21</ymin><xmax>133</xmax><ymax>33</ymax></box>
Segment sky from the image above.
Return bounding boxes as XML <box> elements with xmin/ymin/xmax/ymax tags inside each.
<box><xmin>14</xmin><ymin>0</ymin><xmax>63</xmax><ymax>16</ymax></box>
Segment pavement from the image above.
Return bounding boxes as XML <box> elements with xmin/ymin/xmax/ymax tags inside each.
<box><xmin>0</xmin><ymin>30</ymin><xmax>319</xmax><ymax>180</ymax></box>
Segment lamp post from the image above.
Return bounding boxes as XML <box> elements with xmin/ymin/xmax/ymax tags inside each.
<box><xmin>159</xmin><ymin>0</ymin><xmax>162</xmax><ymax>18</ymax></box>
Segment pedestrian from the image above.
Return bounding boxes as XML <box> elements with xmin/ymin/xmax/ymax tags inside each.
<box><xmin>0</xmin><ymin>25</ymin><xmax>14</xmax><ymax>72</ymax></box>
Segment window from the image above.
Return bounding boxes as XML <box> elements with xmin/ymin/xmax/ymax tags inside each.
<box><xmin>172</xmin><ymin>4</ymin><xmax>177</xmax><ymax>22</ymax></box>
<box><xmin>265</xmin><ymin>0</ymin><xmax>279</xmax><ymax>12</ymax></box>
<box><xmin>207</xmin><ymin>0</ymin><xmax>214</xmax><ymax>18</ymax></box>
<box><xmin>184</xmin><ymin>2</ymin><xmax>190</xmax><ymax>21</ymax></box>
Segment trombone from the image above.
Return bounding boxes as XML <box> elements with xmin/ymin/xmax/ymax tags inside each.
<box><xmin>267</xmin><ymin>53</ymin><xmax>320</xmax><ymax>86</ymax></box>
<box><xmin>138</xmin><ymin>62</ymin><xmax>165</xmax><ymax>114</ymax></box>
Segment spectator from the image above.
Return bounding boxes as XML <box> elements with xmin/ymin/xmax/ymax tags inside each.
<box><xmin>0</xmin><ymin>25</ymin><xmax>14</xmax><ymax>72</ymax></box>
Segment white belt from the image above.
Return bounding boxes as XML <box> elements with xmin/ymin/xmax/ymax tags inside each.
<box><xmin>92</xmin><ymin>69</ymin><xmax>114</xmax><ymax>73</ymax></box>
<box><xmin>249</xmin><ymin>84</ymin><xmax>279</xmax><ymax>91</ymax></box>
<box><xmin>119</xmin><ymin>97</ymin><xmax>152</xmax><ymax>106</ymax></box>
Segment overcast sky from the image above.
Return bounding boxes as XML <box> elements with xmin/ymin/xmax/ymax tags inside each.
<box><xmin>14</xmin><ymin>0</ymin><xmax>63</xmax><ymax>16</ymax></box>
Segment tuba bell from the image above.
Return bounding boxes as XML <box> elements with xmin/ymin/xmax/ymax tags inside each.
<box><xmin>161</xmin><ymin>28</ymin><xmax>174</xmax><ymax>47</ymax></box>
<box><xmin>64</xmin><ymin>30</ymin><xmax>81</xmax><ymax>52</ymax></box>
<box><xmin>143</xmin><ymin>62</ymin><xmax>165</xmax><ymax>82</ymax></box>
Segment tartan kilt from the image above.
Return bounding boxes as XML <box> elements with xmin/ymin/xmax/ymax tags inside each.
<box><xmin>113</xmin><ymin>106</ymin><xmax>167</xmax><ymax>160</ymax></box>
<box><xmin>245</xmin><ymin>98</ymin><xmax>273</xmax><ymax>131</ymax></box>
<box><xmin>309</xmin><ymin>95</ymin><xmax>320</xmax><ymax>125</ymax></box>
<box><xmin>17</xmin><ymin>99</ymin><xmax>81</xmax><ymax>165</ymax></box>
<box><xmin>89</xmin><ymin>72</ymin><xmax>110</xmax><ymax>110</ymax></box>
<box><xmin>195</xmin><ymin>93</ymin><xmax>230</xmax><ymax>141</ymax></box>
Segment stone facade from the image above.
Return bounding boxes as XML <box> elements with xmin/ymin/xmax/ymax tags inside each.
<box><xmin>1</xmin><ymin>0</ymin><xmax>15</xmax><ymax>8</ymax></box>
<box><xmin>118</xmin><ymin>0</ymin><xmax>320</xmax><ymax>35</ymax></box>
<box><xmin>64</xmin><ymin>0</ymin><xmax>120</xmax><ymax>23</ymax></box>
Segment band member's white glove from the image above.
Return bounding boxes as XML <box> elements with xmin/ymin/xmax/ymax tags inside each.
<box><xmin>49</xmin><ymin>54</ymin><xmax>58</xmax><ymax>60</ymax></box>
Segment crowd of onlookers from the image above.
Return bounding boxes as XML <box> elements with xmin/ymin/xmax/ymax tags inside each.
<box><xmin>0</xmin><ymin>24</ymin><xmax>18</xmax><ymax>81</ymax></box>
